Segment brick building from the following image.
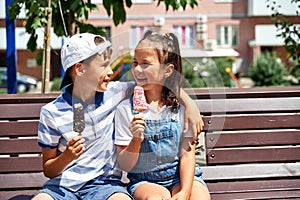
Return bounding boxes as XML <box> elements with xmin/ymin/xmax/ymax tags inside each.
<box><xmin>0</xmin><ymin>0</ymin><xmax>298</xmax><ymax>80</ymax></box>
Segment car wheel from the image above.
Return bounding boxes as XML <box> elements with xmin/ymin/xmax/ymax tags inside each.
<box><xmin>17</xmin><ymin>83</ymin><xmax>28</xmax><ymax>93</ymax></box>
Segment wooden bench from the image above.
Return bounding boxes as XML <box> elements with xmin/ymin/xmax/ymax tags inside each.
<box><xmin>0</xmin><ymin>87</ymin><xmax>299</xmax><ymax>200</ymax></box>
<box><xmin>0</xmin><ymin>94</ymin><xmax>58</xmax><ymax>200</ymax></box>
<box><xmin>186</xmin><ymin>86</ymin><xmax>300</xmax><ymax>200</ymax></box>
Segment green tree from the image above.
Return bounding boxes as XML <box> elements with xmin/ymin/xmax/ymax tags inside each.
<box><xmin>183</xmin><ymin>57</ymin><xmax>234</xmax><ymax>88</ymax></box>
<box><xmin>8</xmin><ymin>0</ymin><xmax>199</xmax><ymax>52</ymax></box>
<box><xmin>267</xmin><ymin>0</ymin><xmax>300</xmax><ymax>63</ymax></box>
<box><xmin>249</xmin><ymin>51</ymin><xmax>290</xmax><ymax>86</ymax></box>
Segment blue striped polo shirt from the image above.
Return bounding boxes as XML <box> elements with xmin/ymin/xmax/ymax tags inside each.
<box><xmin>38</xmin><ymin>81</ymin><xmax>134</xmax><ymax>191</ymax></box>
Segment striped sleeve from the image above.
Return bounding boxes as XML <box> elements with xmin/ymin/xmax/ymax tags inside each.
<box><xmin>38</xmin><ymin>106</ymin><xmax>61</xmax><ymax>149</ymax></box>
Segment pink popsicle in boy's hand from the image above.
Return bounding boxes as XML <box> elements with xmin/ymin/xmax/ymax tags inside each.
<box><xmin>133</xmin><ymin>86</ymin><xmax>147</xmax><ymax>113</ymax></box>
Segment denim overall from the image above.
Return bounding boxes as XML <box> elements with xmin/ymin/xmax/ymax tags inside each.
<box><xmin>127</xmin><ymin>97</ymin><xmax>205</xmax><ymax>195</ymax></box>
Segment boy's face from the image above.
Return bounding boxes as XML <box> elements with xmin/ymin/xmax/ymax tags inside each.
<box><xmin>80</xmin><ymin>53</ymin><xmax>113</xmax><ymax>92</ymax></box>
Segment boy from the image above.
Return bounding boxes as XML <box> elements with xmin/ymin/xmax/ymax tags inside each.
<box><xmin>33</xmin><ymin>33</ymin><xmax>203</xmax><ymax>200</ymax></box>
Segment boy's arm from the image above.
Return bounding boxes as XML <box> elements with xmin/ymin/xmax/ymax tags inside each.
<box><xmin>179</xmin><ymin>88</ymin><xmax>204</xmax><ymax>141</ymax></box>
<box><xmin>42</xmin><ymin>135</ymin><xmax>85</xmax><ymax>178</ymax></box>
<box><xmin>173</xmin><ymin>137</ymin><xmax>196</xmax><ymax>199</ymax></box>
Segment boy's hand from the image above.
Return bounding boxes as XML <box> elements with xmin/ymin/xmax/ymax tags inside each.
<box><xmin>129</xmin><ymin>114</ymin><xmax>146</xmax><ymax>142</ymax></box>
<box><xmin>64</xmin><ymin>136</ymin><xmax>85</xmax><ymax>161</ymax></box>
<box><xmin>184</xmin><ymin>101</ymin><xmax>204</xmax><ymax>142</ymax></box>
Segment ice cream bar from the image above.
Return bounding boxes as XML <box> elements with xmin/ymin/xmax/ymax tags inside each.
<box><xmin>73</xmin><ymin>103</ymin><xmax>85</xmax><ymax>135</ymax></box>
<box><xmin>133</xmin><ymin>86</ymin><xmax>147</xmax><ymax>112</ymax></box>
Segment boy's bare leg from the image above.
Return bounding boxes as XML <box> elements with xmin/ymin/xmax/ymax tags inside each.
<box><xmin>108</xmin><ymin>192</ymin><xmax>132</xmax><ymax>200</ymax></box>
<box><xmin>32</xmin><ymin>193</ymin><xmax>54</xmax><ymax>200</ymax></box>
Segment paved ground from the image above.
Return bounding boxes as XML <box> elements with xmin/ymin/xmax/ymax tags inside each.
<box><xmin>29</xmin><ymin>81</ymin><xmax>56</xmax><ymax>93</ymax></box>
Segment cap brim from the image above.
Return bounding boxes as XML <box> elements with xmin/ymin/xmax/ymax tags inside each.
<box><xmin>60</xmin><ymin>72</ymin><xmax>73</xmax><ymax>89</ymax></box>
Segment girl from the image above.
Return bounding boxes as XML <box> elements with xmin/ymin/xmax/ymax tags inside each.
<box><xmin>114</xmin><ymin>31</ymin><xmax>211</xmax><ymax>200</ymax></box>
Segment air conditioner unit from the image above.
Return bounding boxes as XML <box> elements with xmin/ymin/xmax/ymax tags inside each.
<box><xmin>204</xmin><ymin>39</ymin><xmax>217</xmax><ymax>51</ymax></box>
<box><xmin>154</xmin><ymin>17</ymin><xmax>165</xmax><ymax>26</ymax></box>
<box><xmin>196</xmin><ymin>24</ymin><xmax>207</xmax><ymax>32</ymax></box>
<box><xmin>196</xmin><ymin>33</ymin><xmax>207</xmax><ymax>40</ymax></box>
<box><xmin>196</xmin><ymin>15</ymin><xmax>207</xmax><ymax>24</ymax></box>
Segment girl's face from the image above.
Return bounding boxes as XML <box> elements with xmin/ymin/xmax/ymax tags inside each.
<box><xmin>80</xmin><ymin>54</ymin><xmax>113</xmax><ymax>92</ymax></box>
<box><xmin>132</xmin><ymin>42</ymin><xmax>170</xmax><ymax>91</ymax></box>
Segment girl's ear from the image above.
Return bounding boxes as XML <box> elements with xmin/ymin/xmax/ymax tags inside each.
<box><xmin>165</xmin><ymin>64</ymin><xmax>174</xmax><ymax>78</ymax></box>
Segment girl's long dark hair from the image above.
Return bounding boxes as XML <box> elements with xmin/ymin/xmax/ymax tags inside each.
<box><xmin>137</xmin><ymin>30</ymin><xmax>183</xmax><ymax>110</ymax></box>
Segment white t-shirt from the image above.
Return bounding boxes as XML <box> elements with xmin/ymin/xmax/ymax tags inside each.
<box><xmin>114</xmin><ymin>99</ymin><xmax>193</xmax><ymax>146</ymax></box>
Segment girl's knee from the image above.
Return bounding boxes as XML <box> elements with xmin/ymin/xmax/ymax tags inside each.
<box><xmin>190</xmin><ymin>181</ymin><xmax>211</xmax><ymax>200</ymax></box>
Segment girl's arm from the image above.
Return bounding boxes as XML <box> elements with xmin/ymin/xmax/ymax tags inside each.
<box><xmin>116</xmin><ymin>114</ymin><xmax>145</xmax><ymax>172</ymax></box>
<box><xmin>173</xmin><ymin>137</ymin><xmax>196</xmax><ymax>199</ymax></box>
<box><xmin>42</xmin><ymin>135</ymin><xmax>85</xmax><ymax>178</ymax></box>
<box><xmin>179</xmin><ymin>88</ymin><xmax>204</xmax><ymax>141</ymax></box>
<box><xmin>116</xmin><ymin>138</ymin><xmax>142</xmax><ymax>172</ymax></box>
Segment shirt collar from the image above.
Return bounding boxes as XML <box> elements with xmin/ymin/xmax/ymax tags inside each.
<box><xmin>62</xmin><ymin>85</ymin><xmax>103</xmax><ymax>108</ymax></box>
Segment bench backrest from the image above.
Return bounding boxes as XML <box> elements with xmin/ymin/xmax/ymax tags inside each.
<box><xmin>0</xmin><ymin>87</ymin><xmax>300</xmax><ymax>192</ymax></box>
<box><xmin>0</xmin><ymin>93</ymin><xmax>58</xmax><ymax>190</ymax></box>
<box><xmin>184</xmin><ymin>87</ymin><xmax>300</xmax><ymax>184</ymax></box>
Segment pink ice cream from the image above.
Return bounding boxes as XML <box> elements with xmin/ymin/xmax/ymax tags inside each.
<box><xmin>133</xmin><ymin>86</ymin><xmax>147</xmax><ymax>112</ymax></box>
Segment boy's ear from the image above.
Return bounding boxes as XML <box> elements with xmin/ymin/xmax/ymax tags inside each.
<box><xmin>165</xmin><ymin>64</ymin><xmax>174</xmax><ymax>78</ymax></box>
<box><xmin>74</xmin><ymin>63</ymin><xmax>85</xmax><ymax>75</ymax></box>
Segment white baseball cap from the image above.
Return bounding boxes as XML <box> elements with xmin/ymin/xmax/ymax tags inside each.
<box><xmin>60</xmin><ymin>33</ymin><xmax>111</xmax><ymax>89</ymax></box>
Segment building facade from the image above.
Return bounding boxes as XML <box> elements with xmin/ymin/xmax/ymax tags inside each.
<box><xmin>0</xmin><ymin>0</ymin><xmax>298</xmax><ymax>80</ymax></box>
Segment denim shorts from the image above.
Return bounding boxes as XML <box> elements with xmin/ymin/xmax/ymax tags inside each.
<box><xmin>127</xmin><ymin>165</ymin><xmax>206</xmax><ymax>195</ymax></box>
<box><xmin>34</xmin><ymin>180</ymin><xmax>132</xmax><ymax>200</ymax></box>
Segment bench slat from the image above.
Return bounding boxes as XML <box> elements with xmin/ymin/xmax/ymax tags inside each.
<box><xmin>0</xmin><ymin>138</ymin><xmax>41</xmax><ymax>154</ymax></box>
<box><xmin>0</xmin><ymin>121</ymin><xmax>38</xmax><ymax>136</ymax></box>
<box><xmin>202</xmin><ymin>163</ymin><xmax>300</xmax><ymax>180</ymax></box>
<box><xmin>0</xmin><ymin>93</ymin><xmax>58</xmax><ymax>104</ymax></box>
<box><xmin>196</xmin><ymin>97</ymin><xmax>300</xmax><ymax>114</ymax></box>
<box><xmin>206</xmin><ymin>130</ymin><xmax>300</xmax><ymax>148</ymax></box>
<box><xmin>186</xmin><ymin>86</ymin><xmax>300</xmax><ymax>99</ymax></box>
<box><xmin>0</xmin><ymin>173</ymin><xmax>47</xmax><ymax>190</ymax></box>
<box><xmin>207</xmin><ymin>179</ymin><xmax>300</xmax><ymax>192</ymax></box>
<box><xmin>203</xmin><ymin>114</ymin><xmax>300</xmax><ymax>130</ymax></box>
<box><xmin>210</xmin><ymin>189</ymin><xmax>300</xmax><ymax>200</ymax></box>
<box><xmin>0</xmin><ymin>103</ymin><xmax>44</xmax><ymax>119</ymax></box>
<box><xmin>0</xmin><ymin>157</ymin><xmax>43</xmax><ymax>172</ymax></box>
<box><xmin>207</xmin><ymin>146</ymin><xmax>300</xmax><ymax>164</ymax></box>
<box><xmin>0</xmin><ymin>191</ymin><xmax>37</xmax><ymax>200</ymax></box>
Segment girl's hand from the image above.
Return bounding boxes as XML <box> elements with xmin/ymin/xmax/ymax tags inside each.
<box><xmin>64</xmin><ymin>135</ymin><xmax>85</xmax><ymax>161</ymax></box>
<box><xmin>129</xmin><ymin>114</ymin><xmax>146</xmax><ymax>141</ymax></box>
<box><xmin>170</xmin><ymin>191</ymin><xmax>189</xmax><ymax>200</ymax></box>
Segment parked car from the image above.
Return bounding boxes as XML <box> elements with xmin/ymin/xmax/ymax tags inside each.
<box><xmin>0</xmin><ymin>67</ymin><xmax>37</xmax><ymax>93</ymax></box>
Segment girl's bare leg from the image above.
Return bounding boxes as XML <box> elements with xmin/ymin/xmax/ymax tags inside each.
<box><xmin>172</xmin><ymin>181</ymin><xmax>211</xmax><ymax>200</ymax></box>
<box><xmin>133</xmin><ymin>182</ymin><xmax>171</xmax><ymax>200</ymax></box>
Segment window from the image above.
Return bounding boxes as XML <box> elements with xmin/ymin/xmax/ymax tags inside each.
<box><xmin>93</xmin><ymin>0</ymin><xmax>153</xmax><ymax>3</ymax></box>
<box><xmin>173</xmin><ymin>26</ymin><xmax>195</xmax><ymax>48</ymax></box>
<box><xmin>130</xmin><ymin>26</ymin><xmax>150</xmax><ymax>48</ymax></box>
<box><xmin>214</xmin><ymin>0</ymin><xmax>238</xmax><ymax>2</ymax></box>
<box><xmin>216</xmin><ymin>25</ymin><xmax>238</xmax><ymax>47</ymax></box>
<box><xmin>132</xmin><ymin>0</ymin><xmax>153</xmax><ymax>3</ymax></box>
<box><xmin>104</xmin><ymin>27</ymin><xmax>111</xmax><ymax>41</ymax></box>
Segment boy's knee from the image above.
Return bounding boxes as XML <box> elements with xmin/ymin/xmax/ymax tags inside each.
<box><xmin>32</xmin><ymin>193</ymin><xmax>54</xmax><ymax>200</ymax></box>
<box><xmin>107</xmin><ymin>192</ymin><xmax>132</xmax><ymax>200</ymax></box>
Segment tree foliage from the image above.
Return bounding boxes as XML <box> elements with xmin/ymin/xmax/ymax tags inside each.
<box><xmin>266</xmin><ymin>0</ymin><xmax>300</xmax><ymax>63</ymax></box>
<box><xmin>8</xmin><ymin>0</ymin><xmax>199</xmax><ymax>52</ymax></box>
<box><xmin>249</xmin><ymin>51</ymin><xmax>290</xmax><ymax>86</ymax></box>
